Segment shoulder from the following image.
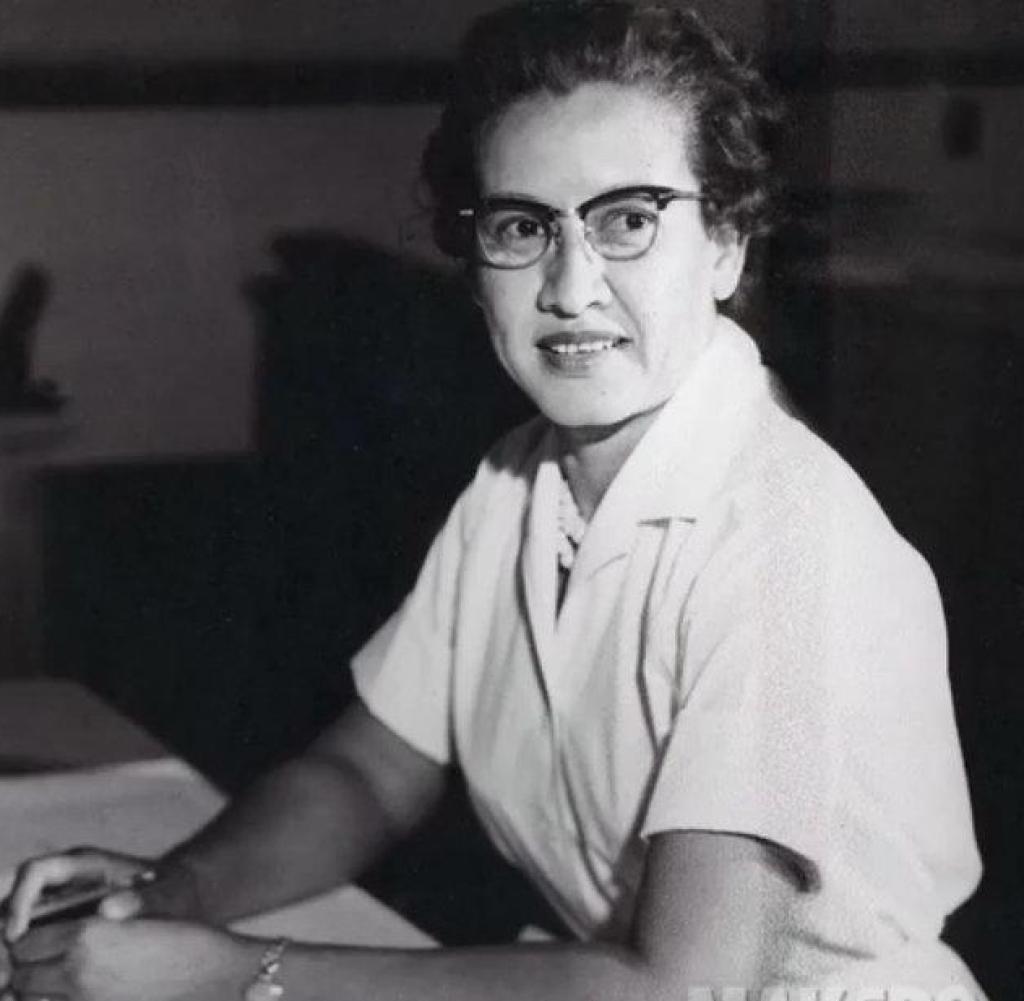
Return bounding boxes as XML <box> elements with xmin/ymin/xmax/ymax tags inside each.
<box><xmin>706</xmin><ymin>395</ymin><xmax>939</xmax><ymax>616</ymax></box>
<box><xmin>673</xmin><ymin>398</ymin><xmax>947</xmax><ymax>734</ymax></box>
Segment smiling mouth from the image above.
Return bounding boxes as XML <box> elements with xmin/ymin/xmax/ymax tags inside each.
<box><xmin>537</xmin><ymin>334</ymin><xmax>629</xmax><ymax>359</ymax></box>
<box><xmin>543</xmin><ymin>339</ymin><xmax>621</xmax><ymax>356</ymax></box>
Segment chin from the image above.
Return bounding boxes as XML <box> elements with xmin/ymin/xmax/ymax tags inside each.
<box><xmin>535</xmin><ymin>396</ymin><xmax>640</xmax><ymax>433</ymax></box>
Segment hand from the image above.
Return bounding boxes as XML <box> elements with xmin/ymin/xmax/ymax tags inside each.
<box><xmin>0</xmin><ymin>936</ymin><xmax>11</xmax><ymax>1000</ymax></box>
<box><xmin>3</xmin><ymin>848</ymin><xmax>153</xmax><ymax>942</ymax></box>
<box><xmin>6</xmin><ymin>916</ymin><xmax>256</xmax><ymax>1001</ymax></box>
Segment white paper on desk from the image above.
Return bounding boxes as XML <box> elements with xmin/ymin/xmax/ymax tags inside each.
<box><xmin>0</xmin><ymin>759</ymin><xmax>434</xmax><ymax>948</ymax></box>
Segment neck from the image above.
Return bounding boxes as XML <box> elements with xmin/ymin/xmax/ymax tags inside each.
<box><xmin>554</xmin><ymin>405</ymin><xmax>664</xmax><ymax>520</ymax></box>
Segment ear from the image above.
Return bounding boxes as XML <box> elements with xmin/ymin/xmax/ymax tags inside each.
<box><xmin>709</xmin><ymin>227</ymin><xmax>748</xmax><ymax>303</ymax></box>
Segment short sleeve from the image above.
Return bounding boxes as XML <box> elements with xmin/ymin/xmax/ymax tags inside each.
<box><xmin>640</xmin><ymin>453</ymin><xmax>922</xmax><ymax>886</ymax></box>
<box><xmin>641</xmin><ymin>438</ymin><xmax>981</xmax><ymax>956</ymax></box>
<box><xmin>640</xmin><ymin>514</ymin><xmax>841</xmax><ymax>884</ymax></box>
<box><xmin>351</xmin><ymin>417</ymin><xmax>545</xmax><ymax>769</ymax></box>
<box><xmin>350</xmin><ymin>490</ymin><xmax>471</xmax><ymax>765</ymax></box>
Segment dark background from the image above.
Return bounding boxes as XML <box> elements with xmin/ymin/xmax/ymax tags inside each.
<box><xmin>0</xmin><ymin>1</ymin><xmax>1019</xmax><ymax>996</ymax></box>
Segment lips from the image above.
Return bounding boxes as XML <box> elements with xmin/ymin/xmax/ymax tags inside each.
<box><xmin>536</xmin><ymin>331</ymin><xmax>629</xmax><ymax>358</ymax></box>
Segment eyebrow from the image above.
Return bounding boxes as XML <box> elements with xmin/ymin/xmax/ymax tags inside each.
<box><xmin>477</xmin><ymin>184</ymin><xmax>682</xmax><ymax>215</ymax></box>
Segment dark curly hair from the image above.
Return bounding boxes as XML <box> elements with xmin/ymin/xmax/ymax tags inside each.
<box><xmin>421</xmin><ymin>0</ymin><xmax>783</xmax><ymax>259</ymax></box>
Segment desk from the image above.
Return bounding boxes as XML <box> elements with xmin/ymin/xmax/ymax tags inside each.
<box><xmin>0</xmin><ymin>681</ymin><xmax>433</xmax><ymax>948</ymax></box>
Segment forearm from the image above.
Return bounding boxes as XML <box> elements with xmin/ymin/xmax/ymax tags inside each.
<box><xmin>148</xmin><ymin>753</ymin><xmax>405</xmax><ymax>923</ymax></box>
<box><xmin>143</xmin><ymin>699</ymin><xmax>447</xmax><ymax>926</ymax></box>
<box><xmin>236</xmin><ymin>939</ymin><xmax>665</xmax><ymax>1001</ymax></box>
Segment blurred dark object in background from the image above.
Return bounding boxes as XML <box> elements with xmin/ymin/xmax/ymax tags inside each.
<box><xmin>0</xmin><ymin>265</ymin><xmax>64</xmax><ymax>414</ymax></box>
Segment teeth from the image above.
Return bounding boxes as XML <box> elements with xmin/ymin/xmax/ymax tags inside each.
<box><xmin>546</xmin><ymin>340</ymin><xmax>618</xmax><ymax>355</ymax></box>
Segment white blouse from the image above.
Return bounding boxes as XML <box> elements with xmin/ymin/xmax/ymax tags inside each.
<box><xmin>353</xmin><ymin>317</ymin><xmax>983</xmax><ymax>993</ymax></box>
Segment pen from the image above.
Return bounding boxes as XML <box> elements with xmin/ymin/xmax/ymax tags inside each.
<box><xmin>1</xmin><ymin>869</ymin><xmax>156</xmax><ymax>928</ymax></box>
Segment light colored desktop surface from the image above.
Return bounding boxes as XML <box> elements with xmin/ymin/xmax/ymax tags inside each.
<box><xmin>0</xmin><ymin>682</ymin><xmax>433</xmax><ymax>948</ymax></box>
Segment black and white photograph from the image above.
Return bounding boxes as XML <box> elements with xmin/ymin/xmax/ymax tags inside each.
<box><xmin>0</xmin><ymin>2</ymin><xmax>1020</xmax><ymax>999</ymax></box>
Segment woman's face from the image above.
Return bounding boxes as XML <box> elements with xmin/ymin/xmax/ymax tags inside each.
<box><xmin>474</xmin><ymin>82</ymin><xmax>746</xmax><ymax>432</ymax></box>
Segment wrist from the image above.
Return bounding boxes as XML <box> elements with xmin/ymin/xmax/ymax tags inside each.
<box><xmin>140</xmin><ymin>857</ymin><xmax>208</xmax><ymax>920</ymax></box>
<box><xmin>241</xmin><ymin>937</ymin><xmax>289</xmax><ymax>1001</ymax></box>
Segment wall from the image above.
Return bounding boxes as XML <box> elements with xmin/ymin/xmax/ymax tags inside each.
<box><xmin>829</xmin><ymin>2</ymin><xmax>1024</xmax><ymax>263</ymax></box>
<box><xmin>0</xmin><ymin>0</ymin><xmax>765</xmax><ymax>59</ymax></box>
<box><xmin>833</xmin><ymin>0</ymin><xmax>1024</xmax><ymax>50</ymax></box>
<box><xmin>0</xmin><ymin>106</ymin><xmax>440</xmax><ymax>462</ymax></box>
<box><xmin>0</xmin><ymin>0</ymin><xmax>508</xmax><ymax>60</ymax></box>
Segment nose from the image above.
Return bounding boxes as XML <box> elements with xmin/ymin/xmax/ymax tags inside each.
<box><xmin>536</xmin><ymin>223</ymin><xmax>612</xmax><ymax>317</ymax></box>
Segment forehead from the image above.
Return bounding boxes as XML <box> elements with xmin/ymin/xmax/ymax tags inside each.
<box><xmin>478</xmin><ymin>82</ymin><xmax>695</xmax><ymax>202</ymax></box>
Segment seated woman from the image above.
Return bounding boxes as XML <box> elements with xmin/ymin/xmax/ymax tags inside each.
<box><xmin>1</xmin><ymin>2</ymin><xmax>985</xmax><ymax>998</ymax></box>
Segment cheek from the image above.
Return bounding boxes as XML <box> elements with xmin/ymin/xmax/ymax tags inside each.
<box><xmin>614</xmin><ymin>274</ymin><xmax>686</xmax><ymax>339</ymax></box>
<box><xmin>618</xmin><ymin>269</ymin><xmax>715</xmax><ymax>364</ymax></box>
<box><xmin>477</xmin><ymin>273</ymin><xmax>537</xmax><ymax>348</ymax></box>
<box><xmin>635</xmin><ymin>251</ymin><xmax>716</xmax><ymax>322</ymax></box>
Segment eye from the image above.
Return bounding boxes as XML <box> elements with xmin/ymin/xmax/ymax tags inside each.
<box><xmin>590</xmin><ymin>202</ymin><xmax>658</xmax><ymax>247</ymax></box>
<box><xmin>483</xmin><ymin>209</ymin><xmax>548</xmax><ymax>247</ymax></box>
<box><xmin>617</xmin><ymin>209</ymin><xmax>654</xmax><ymax>231</ymax></box>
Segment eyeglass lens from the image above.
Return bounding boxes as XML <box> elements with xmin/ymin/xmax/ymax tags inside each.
<box><xmin>476</xmin><ymin>191</ymin><xmax>669</xmax><ymax>268</ymax></box>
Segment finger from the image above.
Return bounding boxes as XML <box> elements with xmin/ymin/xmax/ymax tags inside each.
<box><xmin>5</xmin><ymin>849</ymin><xmax>149</xmax><ymax>942</ymax></box>
<box><xmin>4</xmin><ymin>856</ymin><xmax>82</xmax><ymax>942</ymax></box>
<box><xmin>63</xmin><ymin>847</ymin><xmax>151</xmax><ymax>888</ymax></box>
<box><xmin>98</xmin><ymin>889</ymin><xmax>143</xmax><ymax>921</ymax></box>
<box><xmin>9</xmin><ymin>955</ymin><xmax>70</xmax><ymax>998</ymax></box>
<box><xmin>9</xmin><ymin>921</ymin><xmax>80</xmax><ymax>964</ymax></box>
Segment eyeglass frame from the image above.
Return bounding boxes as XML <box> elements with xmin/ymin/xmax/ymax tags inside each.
<box><xmin>455</xmin><ymin>184</ymin><xmax>712</xmax><ymax>270</ymax></box>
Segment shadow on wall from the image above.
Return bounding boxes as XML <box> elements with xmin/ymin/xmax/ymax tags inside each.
<box><xmin>249</xmin><ymin>233</ymin><xmax>531</xmax><ymax>723</ymax></box>
<box><xmin>43</xmin><ymin>234</ymin><xmax>530</xmax><ymax>789</ymax></box>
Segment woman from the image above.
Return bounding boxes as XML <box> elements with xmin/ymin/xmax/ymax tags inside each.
<box><xmin>2</xmin><ymin>2</ymin><xmax>985</xmax><ymax>998</ymax></box>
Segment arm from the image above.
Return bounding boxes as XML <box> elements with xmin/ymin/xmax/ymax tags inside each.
<box><xmin>260</xmin><ymin>828</ymin><xmax>800</xmax><ymax>1001</ymax></box>
<box><xmin>8</xmin><ymin>829</ymin><xmax>801</xmax><ymax>1001</ymax></box>
<box><xmin>148</xmin><ymin>699</ymin><xmax>446</xmax><ymax>923</ymax></box>
<box><xmin>3</xmin><ymin>699</ymin><xmax>446</xmax><ymax>935</ymax></box>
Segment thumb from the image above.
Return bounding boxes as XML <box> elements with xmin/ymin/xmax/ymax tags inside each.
<box><xmin>98</xmin><ymin>889</ymin><xmax>144</xmax><ymax>921</ymax></box>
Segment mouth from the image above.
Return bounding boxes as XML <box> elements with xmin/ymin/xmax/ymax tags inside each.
<box><xmin>536</xmin><ymin>331</ymin><xmax>629</xmax><ymax>365</ymax></box>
